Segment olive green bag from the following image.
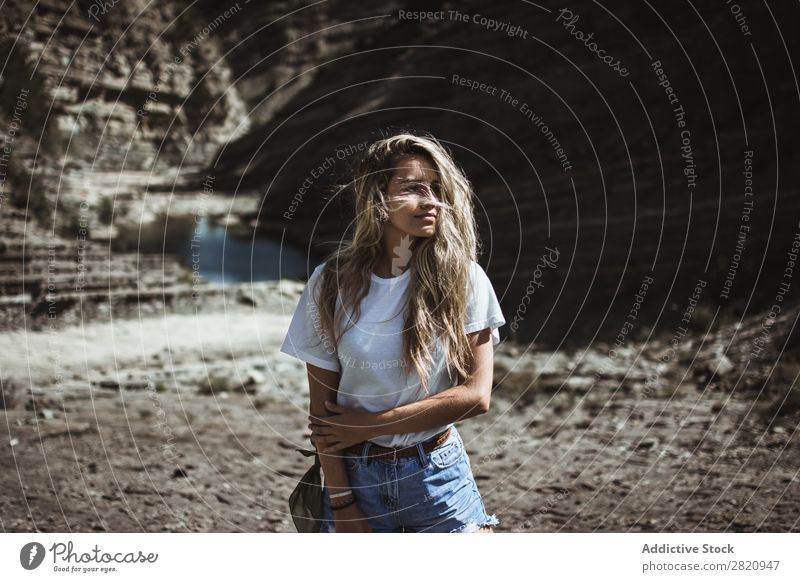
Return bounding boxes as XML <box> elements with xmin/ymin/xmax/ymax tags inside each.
<box><xmin>288</xmin><ymin>446</ymin><xmax>325</xmax><ymax>533</ymax></box>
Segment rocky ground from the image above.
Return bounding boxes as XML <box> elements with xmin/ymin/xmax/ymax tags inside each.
<box><xmin>1</xmin><ymin>289</ymin><xmax>798</xmax><ymax>533</ymax></box>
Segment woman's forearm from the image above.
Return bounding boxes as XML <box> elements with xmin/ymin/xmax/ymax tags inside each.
<box><xmin>307</xmin><ymin>364</ymin><xmax>351</xmax><ymax>493</ymax></box>
<box><xmin>371</xmin><ymin>383</ymin><xmax>486</xmax><ymax>437</ymax></box>
<box><xmin>364</xmin><ymin>330</ymin><xmax>495</xmax><ymax>439</ymax></box>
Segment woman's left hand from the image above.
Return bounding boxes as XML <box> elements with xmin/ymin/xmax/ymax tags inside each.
<box><xmin>308</xmin><ymin>401</ymin><xmax>377</xmax><ymax>453</ymax></box>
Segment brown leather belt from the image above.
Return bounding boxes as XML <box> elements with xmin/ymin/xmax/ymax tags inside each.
<box><xmin>340</xmin><ymin>426</ymin><xmax>452</xmax><ymax>462</ymax></box>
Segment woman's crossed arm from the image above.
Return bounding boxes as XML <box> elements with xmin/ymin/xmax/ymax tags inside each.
<box><xmin>309</xmin><ymin>328</ymin><xmax>495</xmax><ymax>452</ymax></box>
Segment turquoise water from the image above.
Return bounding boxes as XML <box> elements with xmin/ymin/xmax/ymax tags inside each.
<box><xmin>186</xmin><ymin>216</ymin><xmax>311</xmax><ymax>283</ymax></box>
<box><xmin>113</xmin><ymin>213</ymin><xmax>313</xmax><ymax>283</ymax></box>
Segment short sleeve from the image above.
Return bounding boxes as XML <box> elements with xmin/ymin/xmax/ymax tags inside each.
<box><xmin>465</xmin><ymin>261</ymin><xmax>506</xmax><ymax>346</ymax></box>
<box><xmin>279</xmin><ymin>264</ymin><xmax>341</xmax><ymax>372</ymax></box>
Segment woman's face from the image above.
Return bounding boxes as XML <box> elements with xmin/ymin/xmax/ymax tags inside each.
<box><xmin>383</xmin><ymin>154</ymin><xmax>441</xmax><ymax>239</ymax></box>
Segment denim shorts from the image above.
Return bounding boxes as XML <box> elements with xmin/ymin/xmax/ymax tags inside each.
<box><xmin>320</xmin><ymin>424</ymin><xmax>499</xmax><ymax>533</ymax></box>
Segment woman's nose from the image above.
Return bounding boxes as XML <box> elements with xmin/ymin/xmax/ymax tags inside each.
<box><xmin>418</xmin><ymin>198</ymin><xmax>436</xmax><ymax>213</ymax></box>
<box><xmin>418</xmin><ymin>184</ymin><xmax>437</xmax><ymax>203</ymax></box>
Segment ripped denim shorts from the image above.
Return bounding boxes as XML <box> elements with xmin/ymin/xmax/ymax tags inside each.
<box><xmin>320</xmin><ymin>424</ymin><xmax>499</xmax><ymax>533</ymax></box>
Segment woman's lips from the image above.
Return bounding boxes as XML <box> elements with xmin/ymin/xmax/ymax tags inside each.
<box><xmin>415</xmin><ymin>213</ymin><xmax>436</xmax><ymax>220</ymax></box>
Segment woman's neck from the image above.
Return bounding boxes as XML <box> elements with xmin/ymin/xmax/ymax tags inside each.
<box><xmin>373</xmin><ymin>259</ymin><xmax>409</xmax><ymax>278</ymax></box>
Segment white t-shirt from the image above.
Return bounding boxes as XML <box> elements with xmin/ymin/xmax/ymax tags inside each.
<box><xmin>279</xmin><ymin>259</ymin><xmax>506</xmax><ymax>447</ymax></box>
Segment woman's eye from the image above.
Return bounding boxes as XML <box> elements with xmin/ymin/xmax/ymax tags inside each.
<box><xmin>397</xmin><ymin>182</ymin><xmax>440</xmax><ymax>200</ymax></box>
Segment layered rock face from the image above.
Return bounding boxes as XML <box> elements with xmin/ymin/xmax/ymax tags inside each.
<box><xmin>2</xmin><ymin>0</ymin><xmax>798</xmax><ymax>345</ymax></box>
<box><xmin>0</xmin><ymin>0</ymin><xmax>248</xmax><ymax>172</ymax></box>
<box><xmin>0</xmin><ymin>0</ymin><xmax>251</xmax><ymax>239</ymax></box>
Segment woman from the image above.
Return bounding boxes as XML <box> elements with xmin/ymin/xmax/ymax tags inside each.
<box><xmin>280</xmin><ymin>132</ymin><xmax>505</xmax><ymax>532</ymax></box>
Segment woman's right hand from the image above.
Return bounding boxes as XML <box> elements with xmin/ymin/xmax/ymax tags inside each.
<box><xmin>332</xmin><ymin>503</ymin><xmax>373</xmax><ymax>532</ymax></box>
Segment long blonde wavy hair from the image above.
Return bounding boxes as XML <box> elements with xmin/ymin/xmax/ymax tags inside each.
<box><xmin>313</xmin><ymin>132</ymin><xmax>480</xmax><ymax>393</ymax></box>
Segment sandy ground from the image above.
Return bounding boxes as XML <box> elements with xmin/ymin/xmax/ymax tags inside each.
<box><xmin>0</xmin><ymin>311</ymin><xmax>292</xmax><ymax>387</ymax></box>
<box><xmin>1</xmin><ymin>309</ymin><xmax>799</xmax><ymax>532</ymax></box>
